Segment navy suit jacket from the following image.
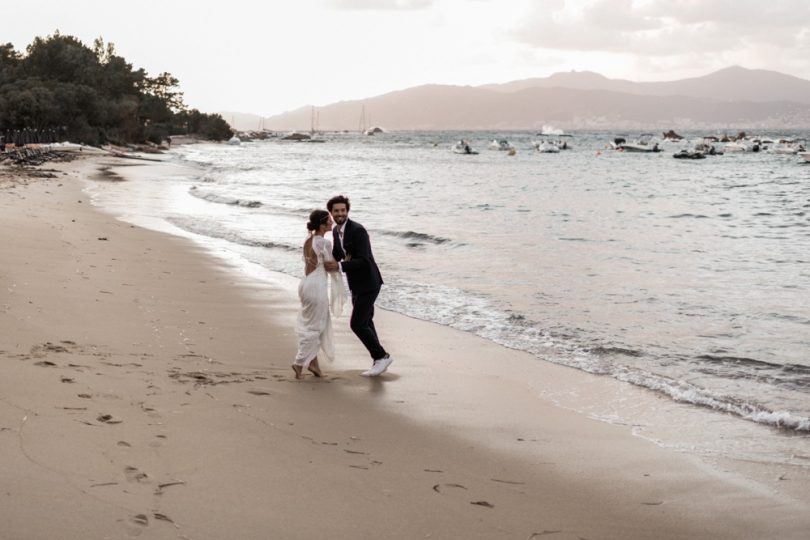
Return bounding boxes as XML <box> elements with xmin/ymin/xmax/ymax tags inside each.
<box><xmin>333</xmin><ymin>219</ymin><xmax>383</xmax><ymax>294</ymax></box>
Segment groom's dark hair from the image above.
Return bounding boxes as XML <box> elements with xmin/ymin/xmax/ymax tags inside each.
<box><xmin>327</xmin><ymin>195</ymin><xmax>351</xmax><ymax>212</ymax></box>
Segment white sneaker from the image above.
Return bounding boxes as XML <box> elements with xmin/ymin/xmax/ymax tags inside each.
<box><xmin>366</xmin><ymin>355</ymin><xmax>393</xmax><ymax>377</ymax></box>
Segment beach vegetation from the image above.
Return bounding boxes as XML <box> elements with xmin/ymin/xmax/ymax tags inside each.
<box><xmin>0</xmin><ymin>32</ymin><xmax>232</xmax><ymax>145</ymax></box>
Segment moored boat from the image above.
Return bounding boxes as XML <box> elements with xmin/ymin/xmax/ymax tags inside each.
<box><xmin>532</xmin><ymin>136</ymin><xmax>560</xmax><ymax>153</ymax></box>
<box><xmin>452</xmin><ymin>140</ymin><xmax>478</xmax><ymax>155</ymax></box>
<box><xmin>618</xmin><ymin>134</ymin><xmax>661</xmax><ymax>153</ymax></box>
<box><xmin>673</xmin><ymin>150</ymin><xmax>706</xmax><ymax>160</ymax></box>
<box><xmin>694</xmin><ymin>138</ymin><xmax>723</xmax><ymax>155</ymax></box>
<box><xmin>768</xmin><ymin>139</ymin><xmax>806</xmax><ymax>155</ymax></box>
<box><xmin>489</xmin><ymin>139</ymin><xmax>514</xmax><ymax>151</ymax></box>
<box><xmin>534</xmin><ymin>140</ymin><xmax>560</xmax><ymax>153</ymax></box>
<box><xmin>723</xmin><ymin>141</ymin><xmax>750</xmax><ymax>153</ymax></box>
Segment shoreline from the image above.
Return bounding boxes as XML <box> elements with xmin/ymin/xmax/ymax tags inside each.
<box><xmin>1</xmin><ymin>156</ymin><xmax>808</xmax><ymax>538</ymax></box>
<box><xmin>157</xmin><ymin>140</ymin><xmax>810</xmax><ymax>437</ymax></box>
<box><xmin>90</xmin><ymin>149</ymin><xmax>810</xmax><ymax>465</ymax></box>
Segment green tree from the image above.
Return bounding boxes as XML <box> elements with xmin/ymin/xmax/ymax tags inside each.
<box><xmin>0</xmin><ymin>83</ymin><xmax>58</xmax><ymax>129</ymax></box>
<box><xmin>20</xmin><ymin>33</ymin><xmax>101</xmax><ymax>87</ymax></box>
<box><xmin>141</xmin><ymin>72</ymin><xmax>184</xmax><ymax>112</ymax></box>
<box><xmin>1</xmin><ymin>32</ymin><xmax>227</xmax><ymax>145</ymax></box>
<box><xmin>176</xmin><ymin>109</ymin><xmax>233</xmax><ymax>141</ymax></box>
<box><xmin>0</xmin><ymin>43</ymin><xmax>20</xmax><ymax>86</ymax></box>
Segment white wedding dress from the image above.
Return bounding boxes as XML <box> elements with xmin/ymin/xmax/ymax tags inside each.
<box><xmin>294</xmin><ymin>235</ymin><xmax>346</xmax><ymax>366</ymax></box>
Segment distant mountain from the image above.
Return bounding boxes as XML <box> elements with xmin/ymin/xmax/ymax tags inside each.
<box><xmin>479</xmin><ymin>66</ymin><xmax>810</xmax><ymax>104</ymax></box>
<box><xmin>479</xmin><ymin>71</ymin><xmax>639</xmax><ymax>95</ymax></box>
<box><xmin>260</xmin><ymin>67</ymin><xmax>810</xmax><ymax>131</ymax></box>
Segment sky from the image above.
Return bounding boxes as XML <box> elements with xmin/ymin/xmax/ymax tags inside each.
<box><xmin>4</xmin><ymin>0</ymin><xmax>810</xmax><ymax>116</ymax></box>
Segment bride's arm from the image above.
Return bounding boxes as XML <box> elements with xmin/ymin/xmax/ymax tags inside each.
<box><xmin>321</xmin><ymin>237</ymin><xmax>345</xmax><ymax>271</ymax></box>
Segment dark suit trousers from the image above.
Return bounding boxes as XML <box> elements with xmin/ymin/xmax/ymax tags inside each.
<box><xmin>350</xmin><ymin>288</ymin><xmax>387</xmax><ymax>360</ymax></box>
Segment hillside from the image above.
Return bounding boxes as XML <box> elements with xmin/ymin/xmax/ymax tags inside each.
<box><xmin>254</xmin><ymin>67</ymin><xmax>810</xmax><ymax>131</ymax></box>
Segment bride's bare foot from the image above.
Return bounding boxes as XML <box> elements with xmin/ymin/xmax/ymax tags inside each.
<box><xmin>307</xmin><ymin>358</ymin><xmax>323</xmax><ymax>377</ymax></box>
<box><xmin>292</xmin><ymin>364</ymin><xmax>304</xmax><ymax>379</ymax></box>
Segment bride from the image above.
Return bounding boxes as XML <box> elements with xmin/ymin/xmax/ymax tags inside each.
<box><xmin>293</xmin><ymin>209</ymin><xmax>346</xmax><ymax>379</ymax></box>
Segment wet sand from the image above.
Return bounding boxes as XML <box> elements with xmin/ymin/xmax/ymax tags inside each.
<box><xmin>0</xmin><ymin>156</ymin><xmax>808</xmax><ymax>539</ymax></box>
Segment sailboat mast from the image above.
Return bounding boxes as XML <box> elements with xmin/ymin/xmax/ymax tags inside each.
<box><xmin>359</xmin><ymin>104</ymin><xmax>366</xmax><ymax>134</ymax></box>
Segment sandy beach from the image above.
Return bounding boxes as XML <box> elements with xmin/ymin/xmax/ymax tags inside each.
<box><xmin>1</xmin><ymin>155</ymin><xmax>809</xmax><ymax>539</ymax></box>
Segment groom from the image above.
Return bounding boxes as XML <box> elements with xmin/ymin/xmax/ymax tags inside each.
<box><xmin>324</xmin><ymin>195</ymin><xmax>392</xmax><ymax>377</ymax></box>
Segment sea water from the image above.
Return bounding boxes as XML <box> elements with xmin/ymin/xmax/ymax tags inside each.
<box><xmin>86</xmin><ymin>131</ymin><xmax>810</xmax><ymax>470</ymax></box>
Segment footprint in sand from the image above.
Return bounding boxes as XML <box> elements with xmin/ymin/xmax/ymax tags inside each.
<box><xmin>138</xmin><ymin>403</ymin><xmax>161</xmax><ymax>419</ymax></box>
<box><xmin>30</xmin><ymin>341</ymin><xmax>82</xmax><ymax>358</ymax></box>
<box><xmin>124</xmin><ymin>466</ymin><xmax>149</xmax><ymax>483</ymax></box>
<box><xmin>154</xmin><ymin>481</ymin><xmax>185</xmax><ymax>495</ymax></box>
<box><xmin>528</xmin><ymin>531</ymin><xmax>563</xmax><ymax>538</ymax></box>
<box><xmin>490</xmin><ymin>478</ymin><xmax>526</xmax><ymax>486</ymax></box>
<box><xmin>149</xmin><ymin>434</ymin><xmax>167</xmax><ymax>449</ymax></box>
<box><xmin>123</xmin><ymin>514</ymin><xmax>149</xmax><ymax>537</ymax></box>
<box><xmin>432</xmin><ymin>483</ymin><xmax>496</xmax><ymax>510</ymax></box>
<box><xmin>432</xmin><ymin>483</ymin><xmax>467</xmax><ymax>493</ymax></box>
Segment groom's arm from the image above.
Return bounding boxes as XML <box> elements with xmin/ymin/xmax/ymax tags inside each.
<box><xmin>338</xmin><ymin>226</ymin><xmax>374</xmax><ymax>274</ymax></box>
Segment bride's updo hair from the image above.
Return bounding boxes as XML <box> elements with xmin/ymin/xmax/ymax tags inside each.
<box><xmin>306</xmin><ymin>209</ymin><xmax>330</xmax><ymax>232</ymax></box>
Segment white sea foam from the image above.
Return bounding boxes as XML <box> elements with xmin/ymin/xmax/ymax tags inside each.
<box><xmin>189</xmin><ymin>187</ymin><xmax>262</xmax><ymax>208</ymax></box>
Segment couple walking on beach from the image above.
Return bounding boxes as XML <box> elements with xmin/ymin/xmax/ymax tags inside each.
<box><xmin>292</xmin><ymin>195</ymin><xmax>392</xmax><ymax>379</ymax></box>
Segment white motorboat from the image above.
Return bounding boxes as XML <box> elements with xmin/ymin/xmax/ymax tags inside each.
<box><xmin>533</xmin><ymin>139</ymin><xmax>560</xmax><ymax>153</ymax></box>
<box><xmin>489</xmin><ymin>139</ymin><xmax>514</xmax><ymax>151</ymax></box>
<box><xmin>693</xmin><ymin>139</ymin><xmax>723</xmax><ymax>155</ymax></box>
<box><xmin>609</xmin><ymin>136</ymin><xmax>628</xmax><ymax>150</ymax></box>
<box><xmin>452</xmin><ymin>140</ymin><xmax>478</xmax><ymax>155</ymax></box>
<box><xmin>769</xmin><ymin>143</ymin><xmax>798</xmax><ymax>155</ymax></box>
<box><xmin>723</xmin><ymin>141</ymin><xmax>749</xmax><ymax>153</ymax></box>
<box><xmin>768</xmin><ymin>139</ymin><xmax>806</xmax><ymax>155</ymax></box>
<box><xmin>616</xmin><ymin>134</ymin><xmax>661</xmax><ymax>153</ymax></box>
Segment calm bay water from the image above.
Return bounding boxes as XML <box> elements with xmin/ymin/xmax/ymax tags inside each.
<box><xmin>87</xmin><ymin>130</ymin><xmax>810</xmax><ymax>465</ymax></box>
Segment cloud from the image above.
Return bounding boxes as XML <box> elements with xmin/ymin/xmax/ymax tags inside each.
<box><xmin>328</xmin><ymin>0</ymin><xmax>433</xmax><ymax>9</ymax></box>
<box><xmin>643</xmin><ymin>0</ymin><xmax>810</xmax><ymax>28</ymax></box>
<box><xmin>583</xmin><ymin>0</ymin><xmax>660</xmax><ymax>31</ymax></box>
<box><xmin>513</xmin><ymin>0</ymin><xmax>810</xmax><ymax>57</ymax></box>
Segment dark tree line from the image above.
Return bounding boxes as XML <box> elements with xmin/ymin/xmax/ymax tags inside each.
<box><xmin>0</xmin><ymin>33</ymin><xmax>232</xmax><ymax>146</ymax></box>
